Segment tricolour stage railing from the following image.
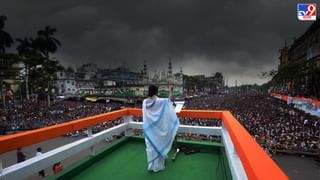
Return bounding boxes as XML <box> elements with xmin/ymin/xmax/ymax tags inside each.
<box><xmin>0</xmin><ymin>109</ymin><xmax>288</xmax><ymax>180</ymax></box>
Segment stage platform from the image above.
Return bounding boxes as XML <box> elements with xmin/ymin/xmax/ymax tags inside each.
<box><xmin>50</xmin><ymin>136</ymin><xmax>231</xmax><ymax>180</ymax></box>
<box><xmin>0</xmin><ymin>109</ymin><xmax>288</xmax><ymax>180</ymax></box>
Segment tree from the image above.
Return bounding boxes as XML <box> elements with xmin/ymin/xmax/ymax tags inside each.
<box><xmin>15</xmin><ymin>26</ymin><xmax>62</xmax><ymax>105</ymax></box>
<box><xmin>16</xmin><ymin>37</ymin><xmax>44</xmax><ymax>100</ymax></box>
<box><xmin>0</xmin><ymin>54</ymin><xmax>22</xmax><ymax>108</ymax></box>
<box><xmin>267</xmin><ymin>60</ymin><xmax>309</xmax><ymax>96</ymax></box>
<box><xmin>260</xmin><ymin>69</ymin><xmax>277</xmax><ymax>79</ymax></box>
<box><xmin>34</xmin><ymin>26</ymin><xmax>61</xmax><ymax>59</ymax></box>
<box><xmin>214</xmin><ymin>72</ymin><xmax>223</xmax><ymax>79</ymax></box>
<box><xmin>33</xmin><ymin>26</ymin><xmax>62</xmax><ymax>106</ymax></box>
<box><xmin>0</xmin><ymin>15</ymin><xmax>13</xmax><ymax>55</ymax></box>
<box><xmin>0</xmin><ymin>15</ymin><xmax>16</xmax><ymax>108</ymax></box>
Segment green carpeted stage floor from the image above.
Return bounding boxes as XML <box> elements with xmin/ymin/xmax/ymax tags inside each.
<box><xmin>51</xmin><ymin>137</ymin><xmax>231</xmax><ymax>180</ymax></box>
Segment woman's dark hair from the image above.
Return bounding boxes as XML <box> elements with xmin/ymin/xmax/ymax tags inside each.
<box><xmin>148</xmin><ymin>85</ymin><xmax>158</xmax><ymax>97</ymax></box>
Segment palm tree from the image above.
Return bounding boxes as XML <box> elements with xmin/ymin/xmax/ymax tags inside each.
<box><xmin>16</xmin><ymin>37</ymin><xmax>44</xmax><ymax>100</ymax></box>
<box><xmin>0</xmin><ymin>15</ymin><xmax>13</xmax><ymax>55</ymax></box>
<box><xmin>0</xmin><ymin>15</ymin><xmax>15</xmax><ymax>108</ymax></box>
<box><xmin>33</xmin><ymin>26</ymin><xmax>62</xmax><ymax>106</ymax></box>
<box><xmin>34</xmin><ymin>25</ymin><xmax>61</xmax><ymax>59</ymax></box>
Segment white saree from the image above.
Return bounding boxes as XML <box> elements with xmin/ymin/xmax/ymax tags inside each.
<box><xmin>143</xmin><ymin>97</ymin><xmax>180</xmax><ymax>172</ymax></box>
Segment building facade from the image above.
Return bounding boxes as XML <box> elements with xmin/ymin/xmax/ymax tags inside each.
<box><xmin>55</xmin><ymin>60</ymin><xmax>184</xmax><ymax>97</ymax></box>
<box><xmin>56</xmin><ymin>69</ymin><xmax>77</xmax><ymax>95</ymax></box>
<box><xmin>277</xmin><ymin>19</ymin><xmax>320</xmax><ymax>98</ymax></box>
<box><xmin>99</xmin><ymin>60</ymin><xmax>184</xmax><ymax>97</ymax></box>
<box><xmin>184</xmin><ymin>73</ymin><xmax>224</xmax><ymax>94</ymax></box>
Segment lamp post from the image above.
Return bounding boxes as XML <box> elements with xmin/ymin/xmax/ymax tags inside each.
<box><xmin>0</xmin><ymin>79</ymin><xmax>5</xmax><ymax>109</ymax></box>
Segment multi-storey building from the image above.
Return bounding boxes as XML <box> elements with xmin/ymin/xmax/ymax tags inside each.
<box><xmin>56</xmin><ymin>68</ymin><xmax>77</xmax><ymax>95</ymax></box>
<box><xmin>98</xmin><ymin>59</ymin><xmax>184</xmax><ymax>97</ymax></box>
<box><xmin>278</xmin><ymin>19</ymin><xmax>320</xmax><ymax>98</ymax></box>
<box><xmin>55</xmin><ymin>60</ymin><xmax>184</xmax><ymax>97</ymax></box>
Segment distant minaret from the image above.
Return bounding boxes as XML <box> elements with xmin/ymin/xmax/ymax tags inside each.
<box><xmin>122</xmin><ymin>61</ymin><xmax>126</xmax><ymax>70</ymax></box>
<box><xmin>168</xmin><ymin>58</ymin><xmax>172</xmax><ymax>78</ymax></box>
<box><xmin>142</xmin><ymin>61</ymin><xmax>148</xmax><ymax>85</ymax></box>
<box><xmin>143</xmin><ymin>60</ymin><xmax>147</xmax><ymax>76</ymax></box>
<box><xmin>161</xmin><ymin>69</ymin><xmax>166</xmax><ymax>81</ymax></box>
<box><xmin>226</xmin><ymin>74</ymin><xmax>228</xmax><ymax>87</ymax></box>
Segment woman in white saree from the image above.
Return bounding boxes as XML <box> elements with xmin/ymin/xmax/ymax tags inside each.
<box><xmin>143</xmin><ymin>85</ymin><xmax>180</xmax><ymax>172</ymax></box>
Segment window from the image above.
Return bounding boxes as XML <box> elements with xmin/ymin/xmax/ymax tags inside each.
<box><xmin>72</xmin><ymin>82</ymin><xmax>75</xmax><ymax>85</ymax></box>
<box><xmin>67</xmin><ymin>81</ymin><xmax>70</xmax><ymax>84</ymax></box>
<box><xmin>68</xmin><ymin>88</ymin><xmax>71</xmax><ymax>91</ymax></box>
<box><xmin>60</xmin><ymin>72</ymin><xmax>63</xmax><ymax>77</ymax></box>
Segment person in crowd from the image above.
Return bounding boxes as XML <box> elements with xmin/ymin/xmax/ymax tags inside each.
<box><xmin>53</xmin><ymin>162</ymin><xmax>63</xmax><ymax>174</ymax></box>
<box><xmin>16</xmin><ymin>148</ymin><xmax>26</xmax><ymax>163</ymax></box>
<box><xmin>35</xmin><ymin>147</ymin><xmax>46</xmax><ymax>177</ymax></box>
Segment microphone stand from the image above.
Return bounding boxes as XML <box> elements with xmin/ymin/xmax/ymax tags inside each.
<box><xmin>169</xmin><ymin>86</ymin><xmax>180</xmax><ymax>162</ymax></box>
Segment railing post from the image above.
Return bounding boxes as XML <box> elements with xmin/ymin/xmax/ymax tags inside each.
<box><xmin>87</xmin><ymin>128</ymin><xmax>95</xmax><ymax>156</ymax></box>
<box><xmin>0</xmin><ymin>157</ymin><xmax>3</xmax><ymax>175</ymax></box>
<box><xmin>222</xmin><ymin>122</ymin><xmax>236</xmax><ymax>154</ymax></box>
<box><xmin>124</xmin><ymin>115</ymin><xmax>133</xmax><ymax>136</ymax></box>
<box><xmin>87</xmin><ymin>128</ymin><xmax>93</xmax><ymax>137</ymax></box>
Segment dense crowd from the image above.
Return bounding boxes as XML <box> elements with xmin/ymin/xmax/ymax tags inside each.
<box><xmin>184</xmin><ymin>93</ymin><xmax>320</xmax><ymax>154</ymax></box>
<box><xmin>0</xmin><ymin>100</ymin><xmax>121</xmax><ymax>134</ymax></box>
<box><xmin>1</xmin><ymin>93</ymin><xmax>320</xmax><ymax>155</ymax></box>
<box><xmin>133</xmin><ymin>114</ymin><xmax>222</xmax><ymax>142</ymax></box>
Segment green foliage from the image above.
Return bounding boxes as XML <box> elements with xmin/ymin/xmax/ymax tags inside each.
<box><xmin>272</xmin><ymin>61</ymin><xmax>304</xmax><ymax>83</ymax></box>
<box><xmin>268</xmin><ymin>60</ymin><xmax>320</xmax><ymax>99</ymax></box>
<box><xmin>16</xmin><ymin>38</ymin><xmax>44</xmax><ymax>65</ymax></box>
<box><xmin>0</xmin><ymin>53</ymin><xmax>22</xmax><ymax>80</ymax></box>
<box><xmin>25</xmin><ymin>26</ymin><xmax>62</xmax><ymax>98</ymax></box>
<box><xmin>260</xmin><ymin>69</ymin><xmax>277</xmax><ymax>79</ymax></box>
<box><xmin>34</xmin><ymin>25</ymin><xmax>61</xmax><ymax>58</ymax></box>
<box><xmin>1</xmin><ymin>15</ymin><xmax>63</xmax><ymax>101</ymax></box>
<box><xmin>0</xmin><ymin>15</ymin><xmax>13</xmax><ymax>55</ymax></box>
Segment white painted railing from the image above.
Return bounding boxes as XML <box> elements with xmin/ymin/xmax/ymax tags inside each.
<box><xmin>0</xmin><ymin>120</ymin><xmax>247</xmax><ymax>180</ymax></box>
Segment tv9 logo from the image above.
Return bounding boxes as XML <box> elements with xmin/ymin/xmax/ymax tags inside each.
<box><xmin>297</xmin><ymin>4</ymin><xmax>317</xmax><ymax>21</ymax></box>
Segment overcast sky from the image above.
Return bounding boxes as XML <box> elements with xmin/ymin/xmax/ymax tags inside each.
<box><xmin>0</xmin><ymin>0</ymin><xmax>316</xmax><ymax>85</ymax></box>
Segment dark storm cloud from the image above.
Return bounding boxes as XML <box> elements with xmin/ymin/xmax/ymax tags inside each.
<box><xmin>0</xmin><ymin>0</ymin><xmax>316</xmax><ymax>84</ymax></box>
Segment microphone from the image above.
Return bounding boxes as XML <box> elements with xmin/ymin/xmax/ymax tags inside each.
<box><xmin>171</xmin><ymin>148</ymin><xmax>180</xmax><ymax>162</ymax></box>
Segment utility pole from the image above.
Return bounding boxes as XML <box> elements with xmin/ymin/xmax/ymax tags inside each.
<box><xmin>235</xmin><ymin>80</ymin><xmax>238</xmax><ymax>92</ymax></box>
<box><xmin>47</xmin><ymin>80</ymin><xmax>51</xmax><ymax>107</ymax></box>
<box><xmin>225</xmin><ymin>74</ymin><xmax>228</xmax><ymax>87</ymax></box>
<box><xmin>1</xmin><ymin>79</ymin><xmax>5</xmax><ymax>109</ymax></box>
<box><xmin>25</xmin><ymin>63</ymin><xmax>30</xmax><ymax>100</ymax></box>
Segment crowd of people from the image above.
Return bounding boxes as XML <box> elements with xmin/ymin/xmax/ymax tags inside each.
<box><xmin>0</xmin><ymin>100</ymin><xmax>121</xmax><ymax>134</ymax></box>
<box><xmin>133</xmin><ymin>114</ymin><xmax>221</xmax><ymax>143</ymax></box>
<box><xmin>16</xmin><ymin>147</ymin><xmax>63</xmax><ymax>177</ymax></box>
<box><xmin>184</xmin><ymin>93</ymin><xmax>320</xmax><ymax>154</ymax></box>
<box><xmin>1</xmin><ymin>92</ymin><xmax>320</xmax><ymax>155</ymax></box>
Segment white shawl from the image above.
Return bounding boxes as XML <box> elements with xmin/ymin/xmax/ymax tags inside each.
<box><xmin>143</xmin><ymin>97</ymin><xmax>180</xmax><ymax>172</ymax></box>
